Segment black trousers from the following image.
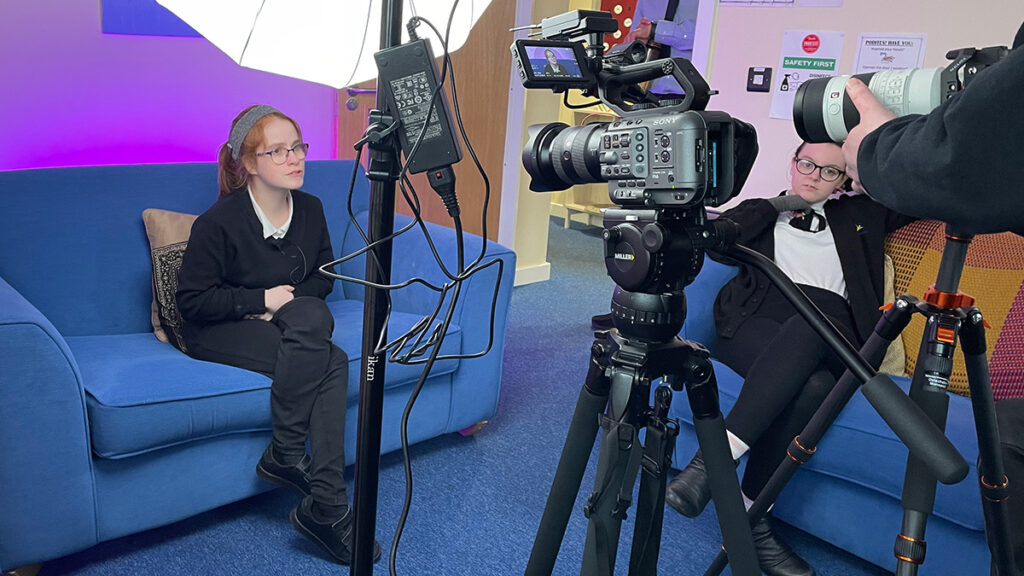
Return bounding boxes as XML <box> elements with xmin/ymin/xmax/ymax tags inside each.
<box><xmin>184</xmin><ymin>297</ymin><xmax>350</xmax><ymax>507</ymax></box>
<box><xmin>715</xmin><ymin>285</ymin><xmax>858</xmax><ymax>499</ymax></box>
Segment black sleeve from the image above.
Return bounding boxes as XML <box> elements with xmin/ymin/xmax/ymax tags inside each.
<box><xmin>292</xmin><ymin>198</ymin><xmax>336</xmax><ymax>299</ymax></box>
<box><xmin>176</xmin><ymin>216</ymin><xmax>265</xmax><ymax>322</ymax></box>
<box><xmin>717</xmin><ymin>198</ymin><xmax>781</xmax><ymax>247</ymax></box>
<box><xmin>858</xmin><ymin>44</ymin><xmax>1024</xmax><ymax>235</ymax></box>
<box><xmin>882</xmin><ymin>204</ymin><xmax>916</xmax><ymax>235</ymax></box>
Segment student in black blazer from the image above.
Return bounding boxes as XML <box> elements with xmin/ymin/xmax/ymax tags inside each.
<box><xmin>176</xmin><ymin>105</ymin><xmax>380</xmax><ymax>566</ymax></box>
<box><xmin>665</xmin><ymin>140</ymin><xmax>913</xmax><ymax>576</ymax></box>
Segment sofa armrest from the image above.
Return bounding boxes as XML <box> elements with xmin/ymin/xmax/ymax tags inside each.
<box><xmin>0</xmin><ymin>277</ymin><xmax>97</xmax><ymax>570</ymax></box>
<box><xmin>338</xmin><ymin>213</ymin><xmax>517</xmax><ymax>429</ymax></box>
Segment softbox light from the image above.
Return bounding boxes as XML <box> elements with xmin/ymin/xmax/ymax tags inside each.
<box><xmin>156</xmin><ymin>0</ymin><xmax>492</xmax><ymax>89</ymax></box>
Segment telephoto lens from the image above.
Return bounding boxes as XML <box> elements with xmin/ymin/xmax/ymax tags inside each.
<box><xmin>793</xmin><ymin>69</ymin><xmax>945</xmax><ymax>143</ymax></box>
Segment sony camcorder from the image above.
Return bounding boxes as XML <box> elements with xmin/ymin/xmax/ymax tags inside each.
<box><xmin>510</xmin><ymin>10</ymin><xmax>757</xmax><ymax>296</ymax></box>
<box><xmin>794</xmin><ymin>44</ymin><xmax>1009</xmax><ymax>143</ymax></box>
<box><xmin>511</xmin><ymin>10</ymin><xmax>757</xmax><ymax>212</ymax></box>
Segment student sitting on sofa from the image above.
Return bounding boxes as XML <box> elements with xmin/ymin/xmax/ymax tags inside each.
<box><xmin>665</xmin><ymin>139</ymin><xmax>913</xmax><ymax>576</ymax></box>
<box><xmin>175</xmin><ymin>105</ymin><xmax>379</xmax><ymax>565</ymax></box>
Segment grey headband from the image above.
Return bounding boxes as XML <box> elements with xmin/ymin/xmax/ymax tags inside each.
<box><xmin>227</xmin><ymin>105</ymin><xmax>281</xmax><ymax>161</ymax></box>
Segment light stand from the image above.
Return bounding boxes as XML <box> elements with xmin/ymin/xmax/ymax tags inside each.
<box><xmin>351</xmin><ymin>1</ymin><xmax>402</xmax><ymax>574</ymax></box>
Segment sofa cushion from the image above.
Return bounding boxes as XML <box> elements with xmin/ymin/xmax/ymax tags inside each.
<box><xmin>71</xmin><ymin>306</ymin><xmax>461</xmax><ymax>459</ymax></box>
<box><xmin>141</xmin><ymin>208</ymin><xmax>197</xmax><ymax>351</ymax></box>
<box><xmin>809</xmin><ymin>377</ymin><xmax>984</xmax><ymax>531</ymax></box>
<box><xmin>668</xmin><ymin>365</ymin><xmax>984</xmax><ymax>532</ymax></box>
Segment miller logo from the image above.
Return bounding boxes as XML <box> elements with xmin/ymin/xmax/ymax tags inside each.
<box><xmin>614</xmin><ymin>252</ymin><xmax>635</xmax><ymax>261</ymax></box>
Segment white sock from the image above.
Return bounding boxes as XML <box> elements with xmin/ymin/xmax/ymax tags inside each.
<box><xmin>742</xmin><ymin>491</ymin><xmax>773</xmax><ymax>513</ymax></box>
<box><xmin>727</xmin><ymin>430</ymin><xmax>750</xmax><ymax>461</ymax></box>
<box><xmin>742</xmin><ymin>491</ymin><xmax>756</xmax><ymax>511</ymax></box>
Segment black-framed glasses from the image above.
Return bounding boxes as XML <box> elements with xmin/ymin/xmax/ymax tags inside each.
<box><xmin>256</xmin><ymin>143</ymin><xmax>309</xmax><ymax>165</ymax></box>
<box><xmin>794</xmin><ymin>157</ymin><xmax>845</xmax><ymax>182</ymax></box>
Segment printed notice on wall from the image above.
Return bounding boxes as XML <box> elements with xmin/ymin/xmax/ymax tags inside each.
<box><xmin>770</xmin><ymin>30</ymin><xmax>844</xmax><ymax>120</ymax></box>
<box><xmin>854</xmin><ymin>34</ymin><xmax>927</xmax><ymax>73</ymax></box>
<box><xmin>721</xmin><ymin>0</ymin><xmax>794</xmax><ymax>6</ymax></box>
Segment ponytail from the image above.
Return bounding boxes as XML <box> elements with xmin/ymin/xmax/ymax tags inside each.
<box><xmin>217</xmin><ymin>142</ymin><xmax>249</xmax><ymax>198</ymax></box>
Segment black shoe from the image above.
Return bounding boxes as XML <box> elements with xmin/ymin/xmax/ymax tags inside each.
<box><xmin>290</xmin><ymin>496</ymin><xmax>382</xmax><ymax>565</ymax></box>
<box><xmin>256</xmin><ymin>445</ymin><xmax>312</xmax><ymax>497</ymax></box>
<box><xmin>751</xmin><ymin>515</ymin><xmax>816</xmax><ymax>576</ymax></box>
<box><xmin>665</xmin><ymin>454</ymin><xmax>712</xmax><ymax>518</ymax></box>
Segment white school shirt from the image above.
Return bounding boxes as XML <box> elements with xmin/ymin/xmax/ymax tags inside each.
<box><xmin>773</xmin><ymin>198</ymin><xmax>847</xmax><ymax>299</ymax></box>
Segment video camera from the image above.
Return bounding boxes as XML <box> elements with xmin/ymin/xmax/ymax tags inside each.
<box><xmin>511</xmin><ymin>10</ymin><xmax>757</xmax><ymax>300</ymax></box>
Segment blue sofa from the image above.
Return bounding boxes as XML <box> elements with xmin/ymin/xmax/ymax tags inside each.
<box><xmin>667</xmin><ymin>257</ymin><xmax>990</xmax><ymax>574</ymax></box>
<box><xmin>0</xmin><ymin>160</ymin><xmax>516</xmax><ymax>572</ymax></box>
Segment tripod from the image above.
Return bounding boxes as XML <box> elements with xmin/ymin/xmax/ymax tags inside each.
<box><xmin>701</xmin><ymin>225</ymin><xmax>1016</xmax><ymax>576</ymax></box>
<box><xmin>524</xmin><ymin>287</ymin><xmax>761</xmax><ymax>576</ymax></box>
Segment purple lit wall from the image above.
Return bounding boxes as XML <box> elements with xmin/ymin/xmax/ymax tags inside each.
<box><xmin>0</xmin><ymin>1</ymin><xmax>338</xmax><ymax>171</ymax></box>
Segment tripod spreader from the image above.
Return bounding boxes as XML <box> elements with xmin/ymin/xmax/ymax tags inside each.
<box><xmin>715</xmin><ymin>243</ymin><xmax>969</xmax><ymax>485</ymax></box>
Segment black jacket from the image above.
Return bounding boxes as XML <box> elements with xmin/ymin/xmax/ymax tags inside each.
<box><xmin>713</xmin><ymin>194</ymin><xmax>912</xmax><ymax>345</ymax></box>
<box><xmin>176</xmin><ymin>189</ymin><xmax>335</xmax><ymax>324</ymax></box>
<box><xmin>859</xmin><ymin>21</ymin><xmax>1024</xmax><ymax>235</ymax></box>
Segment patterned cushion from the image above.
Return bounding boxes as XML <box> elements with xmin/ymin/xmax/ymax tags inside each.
<box><xmin>142</xmin><ymin>209</ymin><xmax>197</xmax><ymax>352</ymax></box>
<box><xmin>886</xmin><ymin>220</ymin><xmax>1024</xmax><ymax>399</ymax></box>
<box><xmin>878</xmin><ymin>253</ymin><xmax>907</xmax><ymax>377</ymax></box>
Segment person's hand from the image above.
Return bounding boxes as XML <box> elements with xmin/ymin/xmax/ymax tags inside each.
<box><xmin>264</xmin><ymin>285</ymin><xmax>295</xmax><ymax>315</ymax></box>
<box><xmin>623</xmin><ymin>18</ymin><xmax>654</xmax><ymax>44</ymax></box>
<box><xmin>842</xmin><ymin>78</ymin><xmax>896</xmax><ymax>194</ymax></box>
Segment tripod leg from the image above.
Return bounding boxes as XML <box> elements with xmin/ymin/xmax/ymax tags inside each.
<box><xmin>894</xmin><ymin>316</ymin><xmax>958</xmax><ymax>575</ymax></box>
<box><xmin>961</xmin><ymin>308</ymin><xmax>1016</xmax><ymax>576</ymax></box>
<box><xmin>684</xmin><ymin>355</ymin><xmax>761</xmax><ymax>576</ymax></box>
<box><xmin>581</xmin><ymin>367</ymin><xmax>646</xmax><ymax>576</ymax></box>
<box><xmin>526</xmin><ymin>336</ymin><xmax>614</xmax><ymax>576</ymax></box>
<box><xmin>628</xmin><ymin>386</ymin><xmax>678</xmax><ymax>576</ymax></box>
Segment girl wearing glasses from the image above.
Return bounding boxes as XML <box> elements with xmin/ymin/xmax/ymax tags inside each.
<box><xmin>176</xmin><ymin>105</ymin><xmax>379</xmax><ymax>565</ymax></box>
<box><xmin>665</xmin><ymin>140</ymin><xmax>912</xmax><ymax>576</ymax></box>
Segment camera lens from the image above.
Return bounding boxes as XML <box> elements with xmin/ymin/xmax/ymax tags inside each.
<box><xmin>793</xmin><ymin>69</ymin><xmax>945</xmax><ymax>143</ymax></box>
<box><xmin>522</xmin><ymin>122</ymin><xmax>606</xmax><ymax>192</ymax></box>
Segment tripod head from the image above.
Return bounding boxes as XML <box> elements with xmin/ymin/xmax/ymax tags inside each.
<box><xmin>603</xmin><ymin>207</ymin><xmax>740</xmax><ymax>343</ymax></box>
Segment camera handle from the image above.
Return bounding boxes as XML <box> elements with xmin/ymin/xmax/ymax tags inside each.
<box><xmin>598</xmin><ymin>57</ymin><xmax>713</xmax><ymax>117</ymax></box>
<box><xmin>712</xmin><ymin>242</ymin><xmax>969</xmax><ymax>483</ymax></box>
<box><xmin>700</xmin><ymin>230</ymin><xmax>1018</xmax><ymax>576</ymax></box>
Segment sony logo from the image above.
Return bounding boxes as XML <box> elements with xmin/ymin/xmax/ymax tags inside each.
<box><xmin>650</xmin><ymin>118</ymin><xmax>674</xmax><ymax>126</ymax></box>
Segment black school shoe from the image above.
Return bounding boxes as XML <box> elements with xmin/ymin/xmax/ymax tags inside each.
<box><xmin>256</xmin><ymin>445</ymin><xmax>312</xmax><ymax>497</ymax></box>
<box><xmin>665</xmin><ymin>453</ymin><xmax>712</xmax><ymax>518</ymax></box>
<box><xmin>752</xmin><ymin>514</ymin><xmax>816</xmax><ymax>576</ymax></box>
<box><xmin>290</xmin><ymin>496</ymin><xmax>382</xmax><ymax>565</ymax></box>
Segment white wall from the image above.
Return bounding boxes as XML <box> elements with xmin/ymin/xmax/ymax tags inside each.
<box><xmin>705</xmin><ymin>0</ymin><xmax>1022</xmax><ymax>204</ymax></box>
<box><xmin>505</xmin><ymin>0</ymin><xmax>1022</xmax><ymax>282</ymax></box>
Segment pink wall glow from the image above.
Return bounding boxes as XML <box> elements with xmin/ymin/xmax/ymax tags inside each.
<box><xmin>0</xmin><ymin>1</ymin><xmax>338</xmax><ymax>171</ymax></box>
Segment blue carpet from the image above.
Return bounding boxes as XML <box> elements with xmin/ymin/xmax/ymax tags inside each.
<box><xmin>37</xmin><ymin>220</ymin><xmax>891</xmax><ymax>576</ymax></box>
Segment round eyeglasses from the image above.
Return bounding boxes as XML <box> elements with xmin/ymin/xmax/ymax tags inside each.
<box><xmin>256</xmin><ymin>143</ymin><xmax>309</xmax><ymax>165</ymax></box>
<box><xmin>794</xmin><ymin>157</ymin><xmax>844</xmax><ymax>182</ymax></box>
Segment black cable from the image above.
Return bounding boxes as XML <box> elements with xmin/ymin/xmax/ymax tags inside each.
<box><xmin>311</xmin><ymin>23</ymin><xmax>512</xmax><ymax>572</ymax></box>
<box><xmin>563</xmin><ymin>90</ymin><xmax>604</xmax><ymax>109</ymax></box>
